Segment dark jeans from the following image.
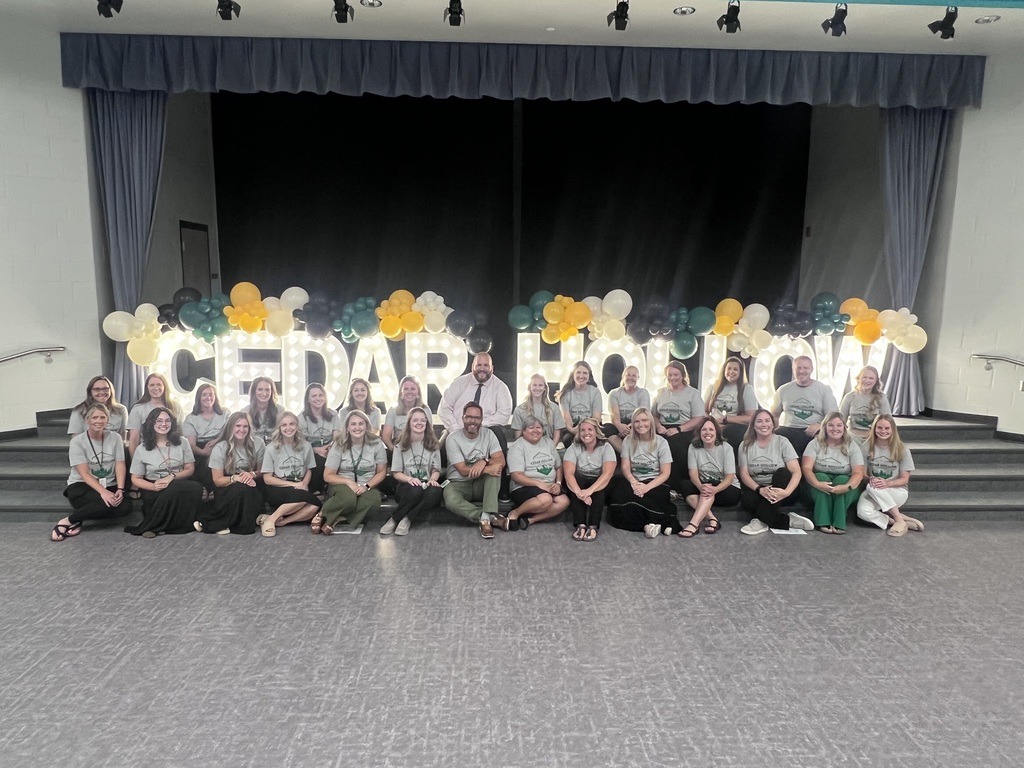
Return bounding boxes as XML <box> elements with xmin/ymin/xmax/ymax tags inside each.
<box><xmin>392</xmin><ymin>482</ymin><xmax>443</xmax><ymax>522</ymax></box>
<box><xmin>607</xmin><ymin>476</ymin><xmax>679</xmax><ymax>532</ymax></box>
<box><xmin>567</xmin><ymin>470</ymin><xmax>607</xmax><ymax>528</ymax></box>
<box><xmin>676</xmin><ymin>478</ymin><xmax>742</xmax><ymax>509</ymax></box>
<box><xmin>775</xmin><ymin>426</ymin><xmax>815</xmax><ymax>459</ymax></box>
<box><xmin>739</xmin><ymin>467</ymin><xmax>797</xmax><ymax>529</ymax></box>
<box><xmin>63</xmin><ymin>482</ymin><xmax>133</xmax><ymax>523</ymax></box>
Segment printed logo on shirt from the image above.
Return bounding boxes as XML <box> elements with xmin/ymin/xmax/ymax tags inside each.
<box><xmin>813</xmin><ymin>452</ymin><xmax>846</xmax><ymax>474</ymax></box>
<box><xmin>658</xmin><ymin>404</ymin><xmax>682</xmax><ymax>425</ymax></box>
<box><xmin>789</xmin><ymin>397</ymin><xmax>816</xmax><ymax>421</ymax></box>
<box><xmin>746</xmin><ymin>453</ymin><xmax>779</xmax><ymax>484</ymax></box>
<box><xmin>525</xmin><ymin>449</ymin><xmax>554</xmax><ymax>477</ymax></box>
<box><xmin>405</xmin><ymin>454</ymin><xmax>430</xmax><ymax>481</ymax></box>
<box><xmin>569</xmin><ymin>403</ymin><xmax>591</xmax><ymax>426</ymax></box>
<box><xmin>279</xmin><ymin>454</ymin><xmax>305</xmax><ymax>482</ymax></box>
<box><xmin>698</xmin><ymin>461</ymin><xmax>723</xmax><ymax>485</ymax></box>
<box><xmin>870</xmin><ymin>457</ymin><xmax>897</xmax><ymax>480</ymax></box>
<box><xmin>715</xmin><ymin>393</ymin><xmax>738</xmax><ymax>414</ymax></box>
<box><xmin>853</xmin><ymin>410</ymin><xmax>874</xmax><ymax>429</ymax></box>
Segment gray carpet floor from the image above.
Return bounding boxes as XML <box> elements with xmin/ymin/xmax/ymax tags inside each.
<box><xmin>3</xmin><ymin>517</ymin><xmax>1022</xmax><ymax>767</ymax></box>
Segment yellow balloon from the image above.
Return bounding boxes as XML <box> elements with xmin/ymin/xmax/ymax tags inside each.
<box><xmin>229</xmin><ymin>281</ymin><xmax>261</xmax><ymax>307</ymax></box>
<box><xmin>543</xmin><ymin>301</ymin><xmax>565</xmax><ymax>324</ymax></box>
<box><xmin>853</xmin><ymin>319</ymin><xmax>882</xmax><ymax>345</ymax></box>
<box><xmin>713</xmin><ymin>315</ymin><xmax>736</xmax><ymax>336</ymax></box>
<box><xmin>401</xmin><ymin>311</ymin><xmax>425</xmax><ymax>333</ymax></box>
<box><xmin>239</xmin><ymin>314</ymin><xmax>263</xmax><ymax>333</ymax></box>
<box><xmin>126</xmin><ymin>337</ymin><xmax>159</xmax><ymax>367</ymax></box>
<box><xmin>564</xmin><ymin>301</ymin><xmax>592</xmax><ymax>329</ymax></box>
<box><xmin>541</xmin><ymin>324</ymin><xmax>561</xmax><ymax>344</ymax></box>
<box><xmin>839</xmin><ymin>297</ymin><xmax>869</xmax><ymax>324</ymax></box>
<box><xmin>380</xmin><ymin>315</ymin><xmax>403</xmax><ymax>338</ymax></box>
<box><xmin>375</xmin><ymin>307</ymin><xmax>386</xmax><ymax>319</ymax></box>
<box><xmin>715</xmin><ymin>298</ymin><xmax>744</xmax><ymax>323</ymax></box>
<box><xmin>390</xmin><ymin>289</ymin><xmax>415</xmax><ymax>307</ymax></box>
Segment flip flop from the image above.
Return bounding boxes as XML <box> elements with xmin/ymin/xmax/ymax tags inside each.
<box><xmin>65</xmin><ymin>522</ymin><xmax>82</xmax><ymax>537</ymax></box>
<box><xmin>584</xmin><ymin>527</ymin><xmax>598</xmax><ymax>542</ymax></box>
<box><xmin>572</xmin><ymin>526</ymin><xmax>586</xmax><ymax>541</ymax></box>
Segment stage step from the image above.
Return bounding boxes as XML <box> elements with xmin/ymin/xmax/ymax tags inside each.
<box><xmin>894</xmin><ymin>417</ymin><xmax>994</xmax><ymax>441</ymax></box>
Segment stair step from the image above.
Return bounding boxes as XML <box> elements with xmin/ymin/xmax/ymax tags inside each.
<box><xmin>894</xmin><ymin>417</ymin><xmax>993</xmax><ymax>440</ymax></box>
<box><xmin>903</xmin><ymin>439</ymin><xmax>1024</xmax><ymax>464</ymax></box>
<box><xmin>907</xmin><ymin>464</ymin><xmax>1024</xmax><ymax>492</ymax></box>
<box><xmin>0</xmin><ymin>437</ymin><xmax>73</xmax><ymax>465</ymax></box>
<box><xmin>0</xmin><ymin>465</ymin><xmax>69</xmax><ymax>491</ymax></box>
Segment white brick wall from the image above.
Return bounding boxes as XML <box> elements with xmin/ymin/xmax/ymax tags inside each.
<box><xmin>922</xmin><ymin>50</ymin><xmax>1024</xmax><ymax>434</ymax></box>
<box><xmin>0</xmin><ymin>20</ymin><xmax>103</xmax><ymax>432</ymax></box>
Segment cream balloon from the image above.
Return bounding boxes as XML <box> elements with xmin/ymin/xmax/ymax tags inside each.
<box><xmin>603</xmin><ymin>318</ymin><xmax>626</xmax><ymax>341</ymax></box>
<box><xmin>102</xmin><ymin>311</ymin><xmax>136</xmax><ymax>342</ymax></box>
<box><xmin>265</xmin><ymin>309</ymin><xmax>295</xmax><ymax>339</ymax></box>
<box><xmin>134</xmin><ymin>303</ymin><xmax>160</xmax><ymax>322</ymax></box>
<box><xmin>423</xmin><ymin>309</ymin><xmax>447</xmax><ymax>334</ymax></box>
<box><xmin>894</xmin><ymin>325</ymin><xmax>927</xmax><ymax>354</ymax></box>
<box><xmin>280</xmin><ymin>286</ymin><xmax>310</xmax><ymax>312</ymax></box>
<box><xmin>742</xmin><ymin>303</ymin><xmax>770</xmax><ymax>331</ymax></box>
<box><xmin>126</xmin><ymin>337</ymin><xmax>159</xmax><ymax>367</ymax></box>
<box><xmin>602</xmin><ymin>290</ymin><xmax>633</xmax><ymax>321</ymax></box>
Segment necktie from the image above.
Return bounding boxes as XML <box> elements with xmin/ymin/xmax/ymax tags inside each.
<box><xmin>473</xmin><ymin>382</ymin><xmax>483</xmax><ymax>405</ymax></box>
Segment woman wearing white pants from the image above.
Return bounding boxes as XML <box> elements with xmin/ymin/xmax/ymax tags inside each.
<box><xmin>856</xmin><ymin>415</ymin><xmax>923</xmax><ymax>537</ymax></box>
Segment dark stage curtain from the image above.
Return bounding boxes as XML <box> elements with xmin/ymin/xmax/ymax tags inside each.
<box><xmin>61</xmin><ymin>34</ymin><xmax>984</xmax><ymax>108</ymax></box>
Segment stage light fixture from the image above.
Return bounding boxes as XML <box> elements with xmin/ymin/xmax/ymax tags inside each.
<box><xmin>444</xmin><ymin>0</ymin><xmax>465</xmax><ymax>25</ymax></box>
<box><xmin>607</xmin><ymin>1</ymin><xmax>629</xmax><ymax>31</ymax></box>
<box><xmin>97</xmin><ymin>0</ymin><xmax>123</xmax><ymax>18</ymax></box>
<box><xmin>821</xmin><ymin>3</ymin><xmax>847</xmax><ymax>36</ymax></box>
<box><xmin>216</xmin><ymin>0</ymin><xmax>241</xmax><ymax>20</ymax></box>
<box><xmin>928</xmin><ymin>6</ymin><xmax>957</xmax><ymax>39</ymax></box>
<box><xmin>717</xmin><ymin>0</ymin><xmax>741</xmax><ymax>33</ymax></box>
<box><xmin>333</xmin><ymin>0</ymin><xmax>354</xmax><ymax>22</ymax></box>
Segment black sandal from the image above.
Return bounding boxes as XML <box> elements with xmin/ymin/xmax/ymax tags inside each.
<box><xmin>678</xmin><ymin>523</ymin><xmax>699</xmax><ymax>538</ymax></box>
<box><xmin>50</xmin><ymin>524</ymin><xmax>70</xmax><ymax>542</ymax></box>
<box><xmin>703</xmin><ymin>518</ymin><xmax>721</xmax><ymax>535</ymax></box>
<box><xmin>518</xmin><ymin>517</ymin><xmax>530</xmax><ymax>530</ymax></box>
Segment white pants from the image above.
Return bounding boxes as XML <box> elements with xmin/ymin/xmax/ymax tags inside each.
<box><xmin>857</xmin><ymin>486</ymin><xmax>909</xmax><ymax>529</ymax></box>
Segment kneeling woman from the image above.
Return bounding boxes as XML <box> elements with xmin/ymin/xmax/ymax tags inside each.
<box><xmin>318</xmin><ymin>410</ymin><xmax>387</xmax><ymax>535</ymax></box>
<box><xmin>54</xmin><ymin>403</ymin><xmax>133</xmax><ymax>541</ymax></box>
<box><xmin>126</xmin><ymin>407</ymin><xmax>204</xmax><ymax>537</ymax></box>
<box><xmin>737</xmin><ymin>409</ymin><xmax>812</xmax><ymax>535</ymax></box>
<box><xmin>801</xmin><ymin>411</ymin><xmax>865</xmax><ymax>534</ymax></box>
<box><xmin>196</xmin><ymin>412</ymin><xmax>266</xmax><ymax>535</ymax></box>
<box><xmin>857</xmin><ymin>415</ymin><xmax>921</xmax><ymax>537</ymax></box>
<box><xmin>381</xmin><ymin>406</ymin><xmax>443</xmax><ymax>536</ymax></box>
<box><xmin>562</xmin><ymin>417</ymin><xmax>617</xmax><ymax>541</ymax></box>
<box><xmin>259</xmin><ymin>411</ymin><xmax>322</xmax><ymax>537</ymax></box>
<box><xmin>608</xmin><ymin>407</ymin><xmax>678</xmax><ymax>537</ymax></box>
<box><xmin>678</xmin><ymin>416</ymin><xmax>741</xmax><ymax>538</ymax></box>
<box><xmin>497</xmin><ymin>415</ymin><xmax>569</xmax><ymax>530</ymax></box>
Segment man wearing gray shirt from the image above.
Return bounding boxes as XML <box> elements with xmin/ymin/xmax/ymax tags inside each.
<box><xmin>771</xmin><ymin>355</ymin><xmax>837</xmax><ymax>456</ymax></box>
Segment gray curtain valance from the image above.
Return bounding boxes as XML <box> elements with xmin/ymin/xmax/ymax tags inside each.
<box><xmin>61</xmin><ymin>34</ymin><xmax>984</xmax><ymax>108</ymax></box>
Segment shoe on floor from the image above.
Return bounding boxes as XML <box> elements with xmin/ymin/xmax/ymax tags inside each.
<box><xmin>480</xmin><ymin>519</ymin><xmax>495</xmax><ymax>539</ymax></box>
<box><xmin>887</xmin><ymin>519</ymin><xmax>908</xmax><ymax>537</ymax></box>
<box><xmin>395</xmin><ymin>518</ymin><xmax>411</xmax><ymax>536</ymax></box>
<box><xmin>215</xmin><ymin>528</ymin><xmax>230</xmax><ymax>535</ymax></box>
<box><xmin>788</xmin><ymin>512</ymin><xmax>814</xmax><ymax>531</ymax></box>
<box><xmin>903</xmin><ymin>516</ymin><xmax>925</xmax><ymax>532</ymax></box>
<box><xmin>379</xmin><ymin>518</ymin><xmax>397</xmax><ymax>535</ymax></box>
<box><xmin>740</xmin><ymin>519</ymin><xmax>769</xmax><ymax>535</ymax></box>
<box><xmin>193</xmin><ymin>521</ymin><xmax>203</xmax><ymax>532</ymax></box>
<box><xmin>644</xmin><ymin>523</ymin><xmax>662</xmax><ymax>538</ymax></box>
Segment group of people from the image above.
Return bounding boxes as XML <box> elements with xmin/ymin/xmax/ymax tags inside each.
<box><xmin>52</xmin><ymin>352</ymin><xmax>920</xmax><ymax>543</ymax></box>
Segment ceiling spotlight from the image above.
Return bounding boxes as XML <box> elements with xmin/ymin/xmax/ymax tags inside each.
<box><xmin>216</xmin><ymin>0</ymin><xmax>240</xmax><ymax>20</ymax></box>
<box><xmin>822</xmin><ymin>3</ymin><xmax>847</xmax><ymax>36</ymax></box>
<box><xmin>444</xmin><ymin>0</ymin><xmax>464</xmax><ymax>25</ymax></box>
<box><xmin>673</xmin><ymin>6</ymin><xmax>696</xmax><ymax>15</ymax></box>
<box><xmin>607</xmin><ymin>1</ymin><xmax>629</xmax><ymax>31</ymax></box>
<box><xmin>975</xmin><ymin>14</ymin><xmax>999</xmax><ymax>23</ymax></box>
<box><xmin>97</xmin><ymin>0</ymin><xmax>123</xmax><ymax>17</ymax></box>
<box><xmin>360</xmin><ymin>0</ymin><xmax>382</xmax><ymax>6</ymax></box>
<box><xmin>333</xmin><ymin>0</ymin><xmax>354</xmax><ymax>22</ymax></box>
<box><xmin>927</xmin><ymin>6</ymin><xmax>957</xmax><ymax>39</ymax></box>
<box><xmin>717</xmin><ymin>0</ymin><xmax>740</xmax><ymax>33</ymax></box>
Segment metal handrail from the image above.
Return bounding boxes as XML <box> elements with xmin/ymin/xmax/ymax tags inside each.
<box><xmin>0</xmin><ymin>346</ymin><xmax>66</xmax><ymax>365</ymax></box>
<box><xmin>971</xmin><ymin>354</ymin><xmax>1024</xmax><ymax>370</ymax></box>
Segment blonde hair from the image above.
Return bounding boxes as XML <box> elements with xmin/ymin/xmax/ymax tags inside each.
<box><xmin>854</xmin><ymin>366</ymin><xmax>885</xmax><ymax>425</ymax></box>
<box><xmin>519</xmin><ymin>374</ymin><xmax>557</xmax><ymax>433</ymax></box>
<box><xmin>395</xmin><ymin>376</ymin><xmax>426</xmax><ymax>417</ymax></box>
<box><xmin>218</xmin><ymin>411</ymin><xmax>258</xmax><ymax>475</ymax></box>
<box><xmin>625</xmin><ymin>407</ymin><xmax>657</xmax><ymax>453</ymax></box>
<box><xmin>270</xmin><ymin>411</ymin><xmax>306</xmax><ymax>450</ymax></box>
<box><xmin>866</xmin><ymin>415</ymin><xmax>906</xmax><ymax>464</ymax></box>
<box><xmin>814</xmin><ymin>410</ymin><xmax>851</xmax><ymax>457</ymax></box>
<box><xmin>336</xmin><ymin>410</ymin><xmax>381</xmax><ymax>452</ymax></box>
<box><xmin>572</xmin><ymin>417</ymin><xmax>609</xmax><ymax>448</ymax></box>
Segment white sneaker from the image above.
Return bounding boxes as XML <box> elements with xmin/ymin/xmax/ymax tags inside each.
<box><xmin>395</xmin><ymin>518</ymin><xmax>411</xmax><ymax>536</ymax></box>
<box><xmin>740</xmin><ymin>519</ymin><xmax>769</xmax><ymax>535</ymax></box>
<box><xmin>644</xmin><ymin>523</ymin><xmax>662</xmax><ymax>538</ymax></box>
<box><xmin>379</xmin><ymin>518</ymin><xmax>397</xmax><ymax>535</ymax></box>
<box><xmin>788</xmin><ymin>512</ymin><xmax>814</xmax><ymax>531</ymax></box>
<box><xmin>215</xmin><ymin>528</ymin><xmax>230</xmax><ymax>535</ymax></box>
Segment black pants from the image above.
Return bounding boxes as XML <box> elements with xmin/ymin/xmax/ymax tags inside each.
<box><xmin>775</xmin><ymin>427</ymin><xmax>815</xmax><ymax>459</ymax></box>
<box><xmin>740</xmin><ymin>467</ymin><xmax>797</xmax><ymax>529</ymax></box>
<box><xmin>607</xmin><ymin>476</ymin><xmax>679</xmax><ymax>532</ymax></box>
<box><xmin>567</xmin><ymin>470</ymin><xmax>607</xmax><ymax>528</ymax></box>
<box><xmin>63</xmin><ymin>482</ymin><xmax>133</xmax><ymax>524</ymax></box>
<box><xmin>666</xmin><ymin>432</ymin><xmax>696</xmax><ymax>486</ymax></box>
<box><xmin>392</xmin><ymin>483</ymin><xmax>443</xmax><ymax>522</ymax></box>
<box><xmin>676</xmin><ymin>478</ymin><xmax>742</xmax><ymax>509</ymax></box>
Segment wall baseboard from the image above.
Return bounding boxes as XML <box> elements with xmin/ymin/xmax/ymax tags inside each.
<box><xmin>0</xmin><ymin>428</ymin><xmax>36</xmax><ymax>442</ymax></box>
<box><xmin>920</xmin><ymin>408</ymin><xmax>999</xmax><ymax>428</ymax></box>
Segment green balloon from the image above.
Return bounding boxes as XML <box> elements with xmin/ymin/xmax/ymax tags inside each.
<box><xmin>508</xmin><ymin>304</ymin><xmax>534</xmax><ymax>331</ymax></box>
<box><xmin>671</xmin><ymin>331</ymin><xmax>698</xmax><ymax>359</ymax></box>
<box><xmin>350</xmin><ymin>309</ymin><xmax>379</xmax><ymax>339</ymax></box>
<box><xmin>686</xmin><ymin>306</ymin><xmax>716</xmax><ymax>336</ymax></box>
<box><xmin>211</xmin><ymin>315</ymin><xmax>232</xmax><ymax>336</ymax></box>
<box><xmin>529</xmin><ymin>291</ymin><xmax>555</xmax><ymax>313</ymax></box>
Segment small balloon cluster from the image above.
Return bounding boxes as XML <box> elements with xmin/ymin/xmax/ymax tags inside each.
<box><xmin>711</xmin><ymin>300</ymin><xmax>774</xmax><ymax>359</ymax></box>
<box><xmin>223</xmin><ymin>282</ymin><xmax>269</xmax><ymax>335</ymax></box>
<box><xmin>102</xmin><ymin>303</ymin><xmax>164</xmax><ymax>367</ymax></box>
<box><xmin>508</xmin><ymin>289</ymin><xmax>632</xmax><ymax>343</ymax></box>
<box><xmin>768</xmin><ymin>293</ymin><xmax>928</xmax><ymax>353</ymax></box>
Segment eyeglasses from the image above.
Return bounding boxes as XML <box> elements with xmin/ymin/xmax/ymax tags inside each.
<box><xmin>154</xmin><ymin>418</ymin><xmax>173</xmax><ymax>426</ymax></box>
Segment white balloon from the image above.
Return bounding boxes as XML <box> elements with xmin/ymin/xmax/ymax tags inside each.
<box><xmin>134</xmin><ymin>303</ymin><xmax>160</xmax><ymax>322</ymax></box>
<box><xmin>602</xmin><ymin>289</ymin><xmax>633</xmax><ymax>321</ymax></box>
<box><xmin>742</xmin><ymin>303</ymin><xmax>770</xmax><ymax>331</ymax></box>
<box><xmin>727</xmin><ymin>333</ymin><xmax>748</xmax><ymax>352</ymax></box>
<box><xmin>263</xmin><ymin>297</ymin><xmax>282</xmax><ymax>312</ymax></box>
<box><xmin>751</xmin><ymin>330</ymin><xmax>773</xmax><ymax>349</ymax></box>
<box><xmin>894</xmin><ymin>325</ymin><xmax>927</xmax><ymax>354</ymax></box>
<box><xmin>876</xmin><ymin>309</ymin><xmax>901</xmax><ymax>331</ymax></box>
<box><xmin>582</xmin><ymin>296</ymin><xmax>603</xmax><ymax>317</ymax></box>
<box><xmin>102</xmin><ymin>311</ymin><xmax>136</xmax><ymax>342</ymax></box>
<box><xmin>423</xmin><ymin>310</ymin><xmax>447</xmax><ymax>334</ymax></box>
<box><xmin>280</xmin><ymin>286</ymin><xmax>310</xmax><ymax>311</ymax></box>
<box><xmin>603</xmin><ymin>318</ymin><xmax>626</xmax><ymax>341</ymax></box>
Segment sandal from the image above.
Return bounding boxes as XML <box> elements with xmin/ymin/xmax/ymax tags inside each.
<box><xmin>321</xmin><ymin>524</ymin><xmax>333</xmax><ymax>536</ymax></box>
<box><xmin>703</xmin><ymin>518</ymin><xmax>721</xmax><ymax>535</ymax></box>
<box><xmin>256</xmin><ymin>514</ymin><xmax>268</xmax><ymax>528</ymax></box>
<box><xmin>572</xmin><ymin>525</ymin><xmax>586</xmax><ymax>541</ymax></box>
<box><xmin>832</xmin><ymin>527</ymin><xmax>847</xmax><ymax>535</ymax></box>
<box><xmin>817</xmin><ymin>526</ymin><xmax>834</xmax><ymax>534</ymax></box>
<box><xmin>261</xmin><ymin>522</ymin><xmax>276</xmax><ymax>537</ymax></box>
<box><xmin>904</xmin><ymin>516</ymin><xmax>925</xmax><ymax>532</ymax></box>
<box><xmin>50</xmin><ymin>524</ymin><xmax>70</xmax><ymax>542</ymax></box>
<box><xmin>518</xmin><ymin>517</ymin><xmax>530</xmax><ymax>530</ymax></box>
<box><xmin>310</xmin><ymin>513</ymin><xmax>324</xmax><ymax>534</ymax></box>
<box><xmin>65</xmin><ymin>522</ymin><xmax>82</xmax><ymax>537</ymax></box>
<box><xmin>678</xmin><ymin>523</ymin><xmax>699</xmax><ymax>538</ymax></box>
<box><xmin>584</xmin><ymin>526</ymin><xmax>598</xmax><ymax>541</ymax></box>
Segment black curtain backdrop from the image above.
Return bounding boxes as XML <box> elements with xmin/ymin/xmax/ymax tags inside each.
<box><xmin>212</xmin><ymin>93</ymin><xmax>810</xmax><ymax>378</ymax></box>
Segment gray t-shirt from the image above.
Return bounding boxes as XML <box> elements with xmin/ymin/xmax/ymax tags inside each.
<box><xmin>653</xmin><ymin>386</ymin><xmax>705</xmax><ymax>427</ymax></box>
<box><xmin>772</xmin><ymin>381</ymin><xmax>838</xmax><ymax>428</ymax></box>
<box><xmin>68</xmin><ymin>430</ymin><xmax>123</xmax><ymax>486</ymax></box>
<box><xmin>182</xmin><ymin>412</ymin><xmax>228</xmax><ymax>444</ymax></box>
<box><xmin>562</xmin><ymin>441</ymin><xmax>617</xmax><ymax>478</ymax></box>
<box><xmin>245</xmin><ymin>406</ymin><xmax>279</xmax><ymax>443</ymax></box>
<box><xmin>559</xmin><ymin>387</ymin><xmax>603</xmax><ymax>426</ymax></box>
<box><xmin>391</xmin><ymin>442</ymin><xmax>443</xmax><ymax>481</ymax></box>
<box><xmin>383</xmin><ymin>405</ymin><xmax>434</xmax><ymax>438</ymax></box>
<box><xmin>607</xmin><ymin>387</ymin><xmax>651</xmax><ymax>424</ymax></box>
<box><xmin>687</xmin><ymin>443</ymin><xmax>740</xmax><ymax>488</ymax></box>
<box><xmin>510</xmin><ymin>402</ymin><xmax>565</xmax><ymax>439</ymax></box>
<box><xmin>324</xmin><ymin>440</ymin><xmax>388</xmax><ymax>483</ymax></box>
<box><xmin>298</xmin><ymin>410</ymin><xmax>341</xmax><ymax>447</ymax></box>
<box><xmin>445</xmin><ymin>428</ymin><xmax>502</xmax><ymax>481</ymax></box>
<box><xmin>802</xmin><ymin>440</ymin><xmax>865</xmax><ymax>476</ymax></box>
<box><xmin>260</xmin><ymin>442</ymin><xmax>316</xmax><ymax>482</ymax></box>
<box><xmin>706</xmin><ymin>383</ymin><xmax>758</xmax><ymax>416</ymax></box>
<box><xmin>621</xmin><ymin>436</ymin><xmax>673</xmax><ymax>481</ymax></box>
<box><xmin>839</xmin><ymin>392</ymin><xmax>893</xmax><ymax>432</ymax></box>
<box><xmin>68</xmin><ymin>404</ymin><xmax>129</xmax><ymax>436</ymax></box>
<box><xmin>866</xmin><ymin>445</ymin><xmax>915</xmax><ymax>481</ymax></box>
<box><xmin>739</xmin><ymin>435</ymin><xmax>799</xmax><ymax>486</ymax></box>
<box><xmin>209</xmin><ymin>437</ymin><xmax>266</xmax><ymax>474</ymax></box>
<box><xmin>130</xmin><ymin>440</ymin><xmax>195</xmax><ymax>481</ymax></box>
<box><xmin>507</xmin><ymin>436</ymin><xmax>562</xmax><ymax>491</ymax></box>
<box><xmin>127</xmin><ymin>402</ymin><xmax>160</xmax><ymax>432</ymax></box>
